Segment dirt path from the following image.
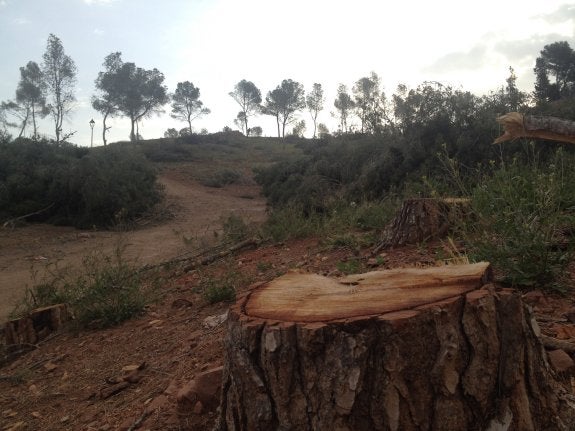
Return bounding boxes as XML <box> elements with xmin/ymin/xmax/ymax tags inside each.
<box><xmin>0</xmin><ymin>167</ymin><xmax>266</xmax><ymax>321</ymax></box>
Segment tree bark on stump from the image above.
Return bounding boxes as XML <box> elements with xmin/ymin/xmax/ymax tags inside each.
<box><xmin>217</xmin><ymin>263</ymin><xmax>575</xmax><ymax>431</ymax></box>
<box><xmin>377</xmin><ymin>198</ymin><xmax>469</xmax><ymax>250</ymax></box>
<box><xmin>3</xmin><ymin>303</ymin><xmax>68</xmax><ymax>345</ymax></box>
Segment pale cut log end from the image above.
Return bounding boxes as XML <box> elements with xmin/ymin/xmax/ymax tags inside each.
<box><xmin>494</xmin><ymin>112</ymin><xmax>525</xmax><ymax>144</ymax></box>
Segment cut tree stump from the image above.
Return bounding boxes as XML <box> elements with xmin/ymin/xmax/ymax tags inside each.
<box><xmin>376</xmin><ymin>197</ymin><xmax>469</xmax><ymax>251</ymax></box>
<box><xmin>3</xmin><ymin>304</ymin><xmax>68</xmax><ymax>345</ymax></box>
<box><xmin>217</xmin><ymin>263</ymin><xmax>575</xmax><ymax>431</ymax></box>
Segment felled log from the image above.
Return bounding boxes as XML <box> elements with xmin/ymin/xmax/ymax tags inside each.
<box><xmin>3</xmin><ymin>304</ymin><xmax>68</xmax><ymax>345</ymax></box>
<box><xmin>376</xmin><ymin>198</ymin><xmax>469</xmax><ymax>251</ymax></box>
<box><xmin>217</xmin><ymin>263</ymin><xmax>575</xmax><ymax>431</ymax></box>
<box><xmin>494</xmin><ymin>112</ymin><xmax>575</xmax><ymax>145</ymax></box>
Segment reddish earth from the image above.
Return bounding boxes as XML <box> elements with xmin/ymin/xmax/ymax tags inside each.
<box><xmin>0</xmin><ymin>165</ymin><xmax>266</xmax><ymax>321</ymax></box>
<box><xmin>2</xmin><ymin>167</ymin><xmax>575</xmax><ymax>430</ymax></box>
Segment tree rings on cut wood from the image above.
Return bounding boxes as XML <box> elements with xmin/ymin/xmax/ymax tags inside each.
<box><xmin>217</xmin><ymin>263</ymin><xmax>575</xmax><ymax>431</ymax></box>
<box><xmin>377</xmin><ymin>197</ymin><xmax>469</xmax><ymax>250</ymax></box>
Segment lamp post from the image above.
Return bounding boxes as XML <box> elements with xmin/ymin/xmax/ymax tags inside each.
<box><xmin>89</xmin><ymin>119</ymin><xmax>95</xmax><ymax>148</ymax></box>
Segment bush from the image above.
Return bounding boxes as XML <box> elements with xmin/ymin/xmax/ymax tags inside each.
<box><xmin>13</xmin><ymin>245</ymin><xmax>159</xmax><ymax>329</ymax></box>
<box><xmin>465</xmin><ymin>150</ymin><xmax>575</xmax><ymax>290</ymax></box>
<box><xmin>200</xmin><ymin>169</ymin><xmax>241</xmax><ymax>188</ymax></box>
<box><xmin>0</xmin><ymin>139</ymin><xmax>162</xmax><ymax>228</ymax></box>
<box><xmin>200</xmin><ymin>268</ymin><xmax>250</xmax><ymax>304</ymax></box>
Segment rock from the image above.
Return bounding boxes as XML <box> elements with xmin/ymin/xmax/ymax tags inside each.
<box><xmin>366</xmin><ymin>258</ymin><xmax>379</xmax><ymax>267</ymax></box>
<box><xmin>44</xmin><ymin>362</ymin><xmax>58</xmax><ymax>372</ymax></box>
<box><xmin>144</xmin><ymin>394</ymin><xmax>169</xmax><ymax>415</ymax></box>
<box><xmin>177</xmin><ymin>366</ymin><xmax>223</xmax><ymax>414</ymax></box>
<box><xmin>164</xmin><ymin>379</ymin><xmax>179</xmax><ymax>396</ymax></box>
<box><xmin>149</xmin><ymin>319</ymin><xmax>163</xmax><ymax>326</ymax></box>
<box><xmin>547</xmin><ymin>349</ymin><xmax>575</xmax><ymax>373</ymax></box>
<box><xmin>193</xmin><ymin>401</ymin><xmax>203</xmax><ymax>415</ymax></box>
<box><xmin>202</xmin><ymin>312</ymin><xmax>228</xmax><ymax>329</ymax></box>
<box><xmin>171</xmin><ymin>298</ymin><xmax>193</xmax><ymax>308</ymax></box>
<box><xmin>565</xmin><ymin>307</ymin><xmax>575</xmax><ymax>324</ymax></box>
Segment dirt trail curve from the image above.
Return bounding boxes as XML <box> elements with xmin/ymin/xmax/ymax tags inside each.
<box><xmin>0</xmin><ymin>169</ymin><xmax>266</xmax><ymax>321</ymax></box>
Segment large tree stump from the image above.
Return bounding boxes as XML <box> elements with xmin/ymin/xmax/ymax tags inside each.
<box><xmin>377</xmin><ymin>198</ymin><xmax>469</xmax><ymax>250</ymax></box>
<box><xmin>217</xmin><ymin>263</ymin><xmax>575</xmax><ymax>431</ymax></box>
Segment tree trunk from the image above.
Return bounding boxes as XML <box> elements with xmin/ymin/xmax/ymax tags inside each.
<box><xmin>102</xmin><ymin>111</ymin><xmax>109</xmax><ymax>146</ymax></box>
<box><xmin>377</xmin><ymin>198</ymin><xmax>470</xmax><ymax>250</ymax></box>
<box><xmin>495</xmin><ymin>112</ymin><xmax>575</xmax><ymax>145</ymax></box>
<box><xmin>217</xmin><ymin>263</ymin><xmax>575</xmax><ymax>431</ymax></box>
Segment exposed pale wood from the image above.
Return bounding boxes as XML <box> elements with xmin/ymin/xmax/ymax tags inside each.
<box><xmin>246</xmin><ymin>262</ymin><xmax>491</xmax><ymax>322</ymax></box>
<box><xmin>218</xmin><ymin>264</ymin><xmax>575</xmax><ymax>431</ymax></box>
<box><xmin>494</xmin><ymin>112</ymin><xmax>575</xmax><ymax>145</ymax></box>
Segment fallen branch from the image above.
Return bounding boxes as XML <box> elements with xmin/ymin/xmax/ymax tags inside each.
<box><xmin>182</xmin><ymin>238</ymin><xmax>259</xmax><ymax>272</ymax></box>
<box><xmin>2</xmin><ymin>202</ymin><xmax>55</xmax><ymax>228</ymax></box>
<box><xmin>494</xmin><ymin>112</ymin><xmax>575</xmax><ymax>145</ymax></box>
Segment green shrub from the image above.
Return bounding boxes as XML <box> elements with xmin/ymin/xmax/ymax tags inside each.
<box><xmin>200</xmin><ymin>169</ymin><xmax>241</xmax><ymax>188</ymax></box>
<box><xmin>200</xmin><ymin>269</ymin><xmax>250</xmax><ymax>304</ymax></box>
<box><xmin>221</xmin><ymin>213</ymin><xmax>250</xmax><ymax>242</ymax></box>
<box><xmin>336</xmin><ymin>259</ymin><xmax>362</xmax><ymax>274</ymax></box>
<box><xmin>465</xmin><ymin>151</ymin><xmax>575</xmax><ymax>290</ymax></box>
<box><xmin>0</xmin><ymin>139</ymin><xmax>162</xmax><ymax>228</ymax></box>
<box><xmin>13</xmin><ymin>246</ymin><xmax>159</xmax><ymax>329</ymax></box>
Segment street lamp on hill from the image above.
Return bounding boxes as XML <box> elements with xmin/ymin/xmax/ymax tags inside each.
<box><xmin>89</xmin><ymin>119</ymin><xmax>95</xmax><ymax>148</ymax></box>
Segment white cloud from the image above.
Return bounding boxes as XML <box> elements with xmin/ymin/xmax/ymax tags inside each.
<box><xmin>13</xmin><ymin>17</ymin><xmax>30</xmax><ymax>25</ymax></box>
<box><xmin>93</xmin><ymin>28</ymin><xmax>105</xmax><ymax>36</ymax></box>
<box><xmin>0</xmin><ymin>0</ymin><xmax>8</xmax><ymax>7</ymax></box>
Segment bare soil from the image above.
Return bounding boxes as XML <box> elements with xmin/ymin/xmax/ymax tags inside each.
<box><xmin>2</xmin><ymin>165</ymin><xmax>575</xmax><ymax>431</ymax></box>
<box><xmin>0</xmin><ymin>164</ymin><xmax>266</xmax><ymax>321</ymax></box>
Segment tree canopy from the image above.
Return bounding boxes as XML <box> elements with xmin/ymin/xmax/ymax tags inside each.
<box><xmin>170</xmin><ymin>81</ymin><xmax>210</xmax><ymax>134</ymax></box>
<box><xmin>534</xmin><ymin>41</ymin><xmax>575</xmax><ymax>102</ymax></box>
<box><xmin>229</xmin><ymin>80</ymin><xmax>262</xmax><ymax>136</ymax></box>
<box><xmin>94</xmin><ymin>52</ymin><xmax>168</xmax><ymax>142</ymax></box>
<box><xmin>42</xmin><ymin>34</ymin><xmax>77</xmax><ymax>143</ymax></box>
<box><xmin>263</xmin><ymin>79</ymin><xmax>305</xmax><ymax>138</ymax></box>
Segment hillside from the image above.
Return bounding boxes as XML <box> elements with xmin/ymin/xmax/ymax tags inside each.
<box><xmin>2</xmin><ymin>131</ymin><xmax>575</xmax><ymax>430</ymax></box>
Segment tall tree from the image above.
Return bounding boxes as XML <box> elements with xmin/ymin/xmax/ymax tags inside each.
<box><xmin>353</xmin><ymin>72</ymin><xmax>385</xmax><ymax>134</ymax></box>
<box><xmin>16</xmin><ymin>61</ymin><xmax>47</xmax><ymax>139</ymax></box>
<box><xmin>170</xmin><ymin>81</ymin><xmax>210</xmax><ymax>134</ymax></box>
<box><xmin>534</xmin><ymin>41</ymin><xmax>575</xmax><ymax>102</ymax></box>
<box><xmin>306</xmin><ymin>83</ymin><xmax>324</xmax><ymax>138</ymax></box>
<box><xmin>93</xmin><ymin>52</ymin><xmax>169</xmax><ymax>141</ymax></box>
<box><xmin>229</xmin><ymin>80</ymin><xmax>262</xmax><ymax>136</ymax></box>
<box><xmin>93</xmin><ymin>52</ymin><xmax>123</xmax><ymax>146</ymax></box>
<box><xmin>42</xmin><ymin>34</ymin><xmax>77</xmax><ymax>143</ymax></box>
<box><xmin>333</xmin><ymin>84</ymin><xmax>354</xmax><ymax>134</ymax></box>
<box><xmin>263</xmin><ymin>79</ymin><xmax>305</xmax><ymax>138</ymax></box>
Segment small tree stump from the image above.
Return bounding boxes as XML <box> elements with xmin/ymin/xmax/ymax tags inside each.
<box><xmin>217</xmin><ymin>263</ymin><xmax>575</xmax><ymax>431</ymax></box>
<box><xmin>3</xmin><ymin>304</ymin><xmax>68</xmax><ymax>345</ymax></box>
<box><xmin>377</xmin><ymin>198</ymin><xmax>469</xmax><ymax>250</ymax></box>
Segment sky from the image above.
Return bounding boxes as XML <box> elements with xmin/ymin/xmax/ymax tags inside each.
<box><xmin>0</xmin><ymin>0</ymin><xmax>574</xmax><ymax>146</ymax></box>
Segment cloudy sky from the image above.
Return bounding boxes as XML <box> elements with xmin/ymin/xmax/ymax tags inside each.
<box><xmin>0</xmin><ymin>0</ymin><xmax>574</xmax><ymax>145</ymax></box>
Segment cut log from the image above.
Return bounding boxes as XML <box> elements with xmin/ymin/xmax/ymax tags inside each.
<box><xmin>376</xmin><ymin>197</ymin><xmax>469</xmax><ymax>251</ymax></box>
<box><xmin>217</xmin><ymin>263</ymin><xmax>575</xmax><ymax>431</ymax></box>
<box><xmin>3</xmin><ymin>304</ymin><xmax>68</xmax><ymax>345</ymax></box>
<box><xmin>494</xmin><ymin>112</ymin><xmax>575</xmax><ymax>145</ymax></box>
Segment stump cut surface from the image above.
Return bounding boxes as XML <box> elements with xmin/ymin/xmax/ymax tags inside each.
<box><xmin>245</xmin><ymin>262</ymin><xmax>491</xmax><ymax>322</ymax></box>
